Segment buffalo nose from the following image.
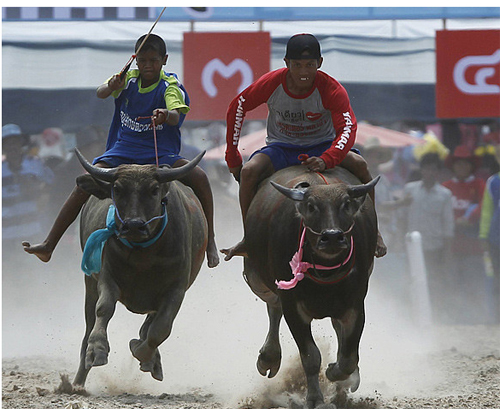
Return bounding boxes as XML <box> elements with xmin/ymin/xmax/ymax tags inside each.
<box><xmin>121</xmin><ymin>218</ymin><xmax>147</xmax><ymax>235</ymax></box>
<box><xmin>320</xmin><ymin>229</ymin><xmax>347</xmax><ymax>246</ymax></box>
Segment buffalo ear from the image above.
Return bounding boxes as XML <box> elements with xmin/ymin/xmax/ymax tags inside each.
<box><xmin>270</xmin><ymin>181</ymin><xmax>306</xmax><ymax>201</ymax></box>
<box><xmin>76</xmin><ymin>174</ymin><xmax>112</xmax><ymax>200</ymax></box>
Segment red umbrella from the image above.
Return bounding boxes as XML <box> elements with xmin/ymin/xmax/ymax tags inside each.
<box><xmin>355</xmin><ymin>123</ymin><xmax>425</xmax><ymax>148</ymax></box>
<box><xmin>205</xmin><ymin>122</ymin><xmax>424</xmax><ymax>160</ymax></box>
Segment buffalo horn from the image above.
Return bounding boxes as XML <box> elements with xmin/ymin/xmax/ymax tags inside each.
<box><xmin>270</xmin><ymin>181</ymin><xmax>306</xmax><ymax>201</ymax></box>
<box><xmin>156</xmin><ymin>150</ymin><xmax>206</xmax><ymax>183</ymax></box>
<box><xmin>75</xmin><ymin>148</ymin><xmax>117</xmax><ymax>182</ymax></box>
<box><xmin>347</xmin><ymin>175</ymin><xmax>380</xmax><ymax>198</ymax></box>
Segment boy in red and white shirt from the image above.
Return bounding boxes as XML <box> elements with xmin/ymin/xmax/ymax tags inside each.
<box><xmin>223</xmin><ymin>33</ymin><xmax>386</xmax><ymax>260</ymax></box>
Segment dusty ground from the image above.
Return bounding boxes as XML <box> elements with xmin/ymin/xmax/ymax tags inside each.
<box><xmin>3</xmin><ymin>182</ymin><xmax>500</xmax><ymax>409</ymax></box>
<box><xmin>3</xmin><ymin>324</ymin><xmax>500</xmax><ymax>409</ymax></box>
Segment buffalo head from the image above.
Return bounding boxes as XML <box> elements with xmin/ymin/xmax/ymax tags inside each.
<box><xmin>75</xmin><ymin>149</ymin><xmax>205</xmax><ymax>243</ymax></box>
<box><xmin>271</xmin><ymin>176</ymin><xmax>379</xmax><ymax>260</ymax></box>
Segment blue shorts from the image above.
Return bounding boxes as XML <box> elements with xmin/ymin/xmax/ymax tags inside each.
<box><xmin>93</xmin><ymin>140</ymin><xmax>184</xmax><ymax>167</ymax></box>
<box><xmin>250</xmin><ymin>141</ymin><xmax>334</xmax><ymax>172</ymax></box>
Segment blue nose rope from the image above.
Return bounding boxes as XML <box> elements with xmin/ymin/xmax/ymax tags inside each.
<box><xmin>81</xmin><ymin>203</ymin><xmax>168</xmax><ymax>276</ymax></box>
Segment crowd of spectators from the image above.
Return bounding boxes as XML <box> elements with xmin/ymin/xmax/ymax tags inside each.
<box><xmin>2</xmin><ymin>123</ymin><xmax>107</xmax><ymax>265</ymax></box>
<box><xmin>360</xmin><ymin>122</ymin><xmax>500</xmax><ymax>325</ymax></box>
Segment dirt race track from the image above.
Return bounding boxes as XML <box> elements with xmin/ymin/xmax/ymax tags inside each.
<box><xmin>3</xmin><ymin>183</ymin><xmax>500</xmax><ymax>409</ymax></box>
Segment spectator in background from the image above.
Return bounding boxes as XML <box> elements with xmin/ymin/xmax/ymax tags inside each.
<box><xmin>405</xmin><ymin>153</ymin><xmax>454</xmax><ymax>323</ymax></box>
<box><xmin>479</xmin><ymin>145</ymin><xmax>500</xmax><ymax>324</ymax></box>
<box><xmin>2</xmin><ymin>124</ymin><xmax>54</xmax><ymax>259</ymax></box>
<box><xmin>411</xmin><ymin>131</ymin><xmax>450</xmax><ymax>183</ymax></box>
<box><xmin>442</xmin><ymin>145</ymin><xmax>487</xmax><ymax>324</ymax></box>
<box><xmin>385</xmin><ymin>153</ymin><xmax>455</xmax><ymax>323</ymax></box>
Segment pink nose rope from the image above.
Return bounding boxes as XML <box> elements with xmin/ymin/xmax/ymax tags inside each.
<box><xmin>276</xmin><ymin>227</ymin><xmax>354</xmax><ymax>290</ymax></box>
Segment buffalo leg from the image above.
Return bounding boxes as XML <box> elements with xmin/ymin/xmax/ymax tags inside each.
<box><xmin>244</xmin><ymin>268</ymin><xmax>284</xmax><ymax>378</ymax></box>
<box><xmin>129</xmin><ymin>313</ymin><xmax>163</xmax><ymax>380</ymax></box>
<box><xmin>73</xmin><ymin>276</ymin><xmax>98</xmax><ymax>387</ymax></box>
<box><xmin>138</xmin><ymin>313</ymin><xmax>155</xmax><ymax>340</ymax></box>
<box><xmin>257</xmin><ymin>303</ymin><xmax>283</xmax><ymax>378</ymax></box>
<box><xmin>129</xmin><ymin>288</ymin><xmax>185</xmax><ymax>381</ymax></box>
<box><xmin>84</xmin><ymin>276</ymin><xmax>119</xmax><ymax>370</ymax></box>
<box><xmin>283</xmin><ymin>304</ymin><xmax>323</xmax><ymax>409</ymax></box>
<box><xmin>326</xmin><ymin>308</ymin><xmax>364</xmax><ymax>392</ymax></box>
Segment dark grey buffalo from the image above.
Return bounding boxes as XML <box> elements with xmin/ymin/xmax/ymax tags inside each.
<box><xmin>243</xmin><ymin>165</ymin><xmax>379</xmax><ymax>408</ymax></box>
<box><xmin>72</xmin><ymin>149</ymin><xmax>207</xmax><ymax>388</ymax></box>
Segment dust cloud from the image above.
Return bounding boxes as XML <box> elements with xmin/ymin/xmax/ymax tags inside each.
<box><xmin>0</xmin><ymin>178</ymin><xmax>488</xmax><ymax>407</ymax></box>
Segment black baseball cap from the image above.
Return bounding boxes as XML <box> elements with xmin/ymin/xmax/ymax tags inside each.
<box><xmin>285</xmin><ymin>33</ymin><xmax>321</xmax><ymax>60</ymax></box>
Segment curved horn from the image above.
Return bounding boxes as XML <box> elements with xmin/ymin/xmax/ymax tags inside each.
<box><xmin>75</xmin><ymin>148</ymin><xmax>117</xmax><ymax>182</ymax></box>
<box><xmin>347</xmin><ymin>175</ymin><xmax>380</xmax><ymax>198</ymax></box>
<box><xmin>157</xmin><ymin>150</ymin><xmax>206</xmax><ymax>183</ymax></box>
<box><xmin>270</xmin><ymin>181</ymin><xmax>306</xmax><ymax>201</ymax></box>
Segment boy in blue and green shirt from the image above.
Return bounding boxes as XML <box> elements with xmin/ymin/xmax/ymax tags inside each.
<box><xmin>24</xmin><ymin>34</ymin><xmax>219</xmax><ymax>268</ymax></box>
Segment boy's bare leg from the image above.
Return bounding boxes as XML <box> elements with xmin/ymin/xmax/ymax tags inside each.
<box><xmin>176</xmin><ymin>161</ymin><xmax>219</xmax><ymax>268</ymax></box>
<box><xmin>22</xmin><ymin>186</ymin><xmax>90</xmax><ymax>262</ymax></box>
<box><xmin>221</xmin><ymin>153</ymin><xmax>274</xmax><ymax>261</ymax></box>
<box><xmin>340</xmin><ymin>151</ymin><xmax>387</xmax><ymax>258</ymax></box>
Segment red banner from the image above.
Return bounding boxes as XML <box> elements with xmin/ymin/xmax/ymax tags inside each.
<box><xmin>436</xmin><ymin>30</ymin><xmax>500</xmax><ymax>119</ymax></box>
<box><xmin>183</xmin><ymin>32</ymin><xmax>270</xmax><ymax>121</ymax></box>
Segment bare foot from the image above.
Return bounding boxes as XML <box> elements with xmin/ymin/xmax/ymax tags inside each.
<box><xmin>21</xmin><ymin>241</ymin><xmax>53</xmax><ymax>263</ymax></box>
<box><xmin>207</xmin><ymin>237</ymin><xmax>220</xmax><ymax>268</ymax></box>
<box><xmin>220</xmin><ymin>239</ymin><xmax>248</xmax><ymax>261</ymax></box>
<box><xmin>375</xmin><ymin>232</ymin><xmax>387</xmax><ymax>258</ymax></box>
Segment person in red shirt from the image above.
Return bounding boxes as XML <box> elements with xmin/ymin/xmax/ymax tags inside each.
<box><xmin>222</xmin><ymin>33</ymin><xmax>386</xmax><ymax>260</ymax></box>
<box><xmin>442</xmin><ymin>145</ymin><xmax>487</xmax><ymax>323</ymax></box>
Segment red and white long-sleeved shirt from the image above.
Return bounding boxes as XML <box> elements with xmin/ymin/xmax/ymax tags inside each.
<box><xmin>225</xmin><ymin>67</ymin><xmax>357</xmax><ymax>169</ymax></box>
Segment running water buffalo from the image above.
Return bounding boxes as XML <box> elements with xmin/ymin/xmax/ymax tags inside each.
<box><xmin>71</xmin><ymin>149</ymin><xmax>207</xmax><ymax>388</ymax></box>
<box><xmin>243</xmin><ymin>165</ymin><xmax>379</xmax><ymax>408</ymax></box>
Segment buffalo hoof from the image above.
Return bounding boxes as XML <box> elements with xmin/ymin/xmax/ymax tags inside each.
<box><xmin>257</xmin><ymin>349</ymin><xmax>281</xmax><ymax>378</ymax></box>
<box><xmin>56</xmin><ymin>374</ymin><xmax>89</xmax><ymax>396</ymax></box>
<box><xmin>130</xmin><ymin>339</ymin><xmax>164</xmax><ymax>381</ymax></box>
<box><xmin>326</xmin><ymin>364</ymin><xmax>360</xmax><ymax>393</ymax></box>
<box><xmin>140</xmin><ymin>356</ymin><xmax>163</xmax><ymax>381</ymax></box>
<box><xmin>85</xmin><ymin>343</ymin><xmax>109</xmax><ymax>369</ymax></box>
<box><xmin>339</xmin><ymin>367</ymin><xmax>360</xmax><ymax>393</ymax></box>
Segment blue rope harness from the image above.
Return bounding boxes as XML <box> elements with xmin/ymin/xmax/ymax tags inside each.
<box><xmin>81</xmin><ymin>203</ymin><xmax>168</xmax><ymax>276</ymax></box>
